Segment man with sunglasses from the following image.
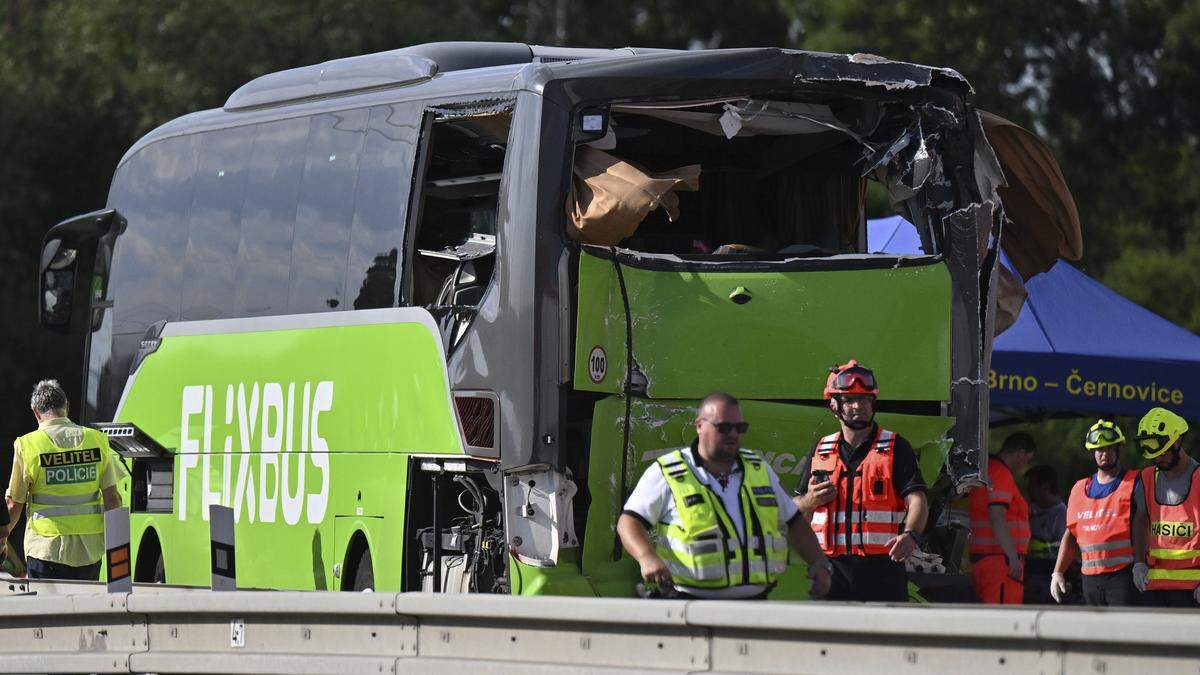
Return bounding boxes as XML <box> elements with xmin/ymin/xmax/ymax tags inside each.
<box><xmin>1050</xmin><ymin>420</ymin><xmax>1141</xmax><ymax>606</ymax></box>
<box><xmin>618</xmin><ymin>392</ymin><xmax>833</xmax><ymax>600</ymax></box>
<box><xmin>1131</xmin><ymin>407</ymin><xmax>1199</xmax><ymax>607</ymax></box>
<box><xmin>792</xmin><ymin>361</ymin><xmax>929</xmax><ymax>602</ymax></box>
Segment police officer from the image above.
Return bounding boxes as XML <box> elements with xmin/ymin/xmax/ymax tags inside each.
<box><xmin>618</xmin><ymin>392</ymin><xmax>833</xmax><ymax>599</ymax></box>
<box><xmin>792</xmin><ymin>361</ymin><xmax>929</xmax><ymax>602</ymax></box>
<box><xmin>1131</xmin><ymin>407</ymin><xmax>1199</xmax><ymax>607</ymax></box>
<box><xmin>2</xmin><ymin>380</ymin><xmax>122</xmax><ymax>580</ymax></box>
<box><xmin>1051</xmin><ymin>420</ymin><xmax>1140</xmax><ymax>606</ymax></box>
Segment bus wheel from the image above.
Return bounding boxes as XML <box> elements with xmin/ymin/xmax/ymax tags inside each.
<box><xmin>135</xmin><ymin>530</ymin><xmax>166</xmax><ymax>584</ymax></box>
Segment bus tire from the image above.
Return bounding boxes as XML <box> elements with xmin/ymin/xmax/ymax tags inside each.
<box><xmin>135</xmin><ymin>530</ymin><xmax>166</xmax><ymax>584</ymax></box>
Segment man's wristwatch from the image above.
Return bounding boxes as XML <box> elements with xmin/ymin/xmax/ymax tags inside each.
<box><xmin>901</xmin><ymin>529</ymin><xmax>926</xmax><ymax>546</ymax></box>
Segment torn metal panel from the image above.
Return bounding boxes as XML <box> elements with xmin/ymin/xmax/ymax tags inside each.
<box><xmin>943</xmin><ymin>202</ymin><xmax>999</xmax><ymax>491</ymax></box>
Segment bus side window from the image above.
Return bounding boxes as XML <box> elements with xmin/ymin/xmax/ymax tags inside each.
<box><xmin>235</xmin><ymin>116</ymin><xmax>309</xmax><ymax>317</ymax></box>
<box><xmin>406</xmin><ymin>112</ymin><xmax>508</xmax><ymax>310</ymax></box>
<box><xmin>346</xmin><ymin>103</ymin><xmax>423</xmax><ymax>310</ymax></box>
<box><xmin>287</xmin><ymin>109</ymin><xmax>369</xmax><ymax>313</ymax></box>
<box><xmin>181</xmin><ymin>125</ymin><xmax>254</xmax><ymax>321</ymax></box>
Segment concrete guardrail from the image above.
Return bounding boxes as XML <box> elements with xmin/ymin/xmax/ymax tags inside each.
<box><xmin>1</xmin><ymin>578</ymin><xmax>1197</xmax><ymax>674</ymax></box>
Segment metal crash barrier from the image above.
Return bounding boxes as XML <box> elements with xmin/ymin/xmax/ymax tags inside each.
<box><xmin>1</xmin><ymin>579</ymin><xmax>1198</xmax><ymax>674</ymax></box>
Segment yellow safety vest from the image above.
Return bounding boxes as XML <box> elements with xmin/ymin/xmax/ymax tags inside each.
<box><xmin>20</xmin><ymin>428</ymin><xmax>108</xmax><ymax>536</ymax></box>
<box><xmin>655</xmin><ymin>448</ymin><xmax>789</xmax><ymax>589</ymax></box>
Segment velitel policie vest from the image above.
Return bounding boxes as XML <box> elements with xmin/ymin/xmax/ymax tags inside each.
<box><xmin>654</xmin><ymin>448</ymin><xmax>788</xmax><ymax>588</ymax></box>
<box><xmin>1142</xmin><ymin>465</ymin><xmax>1200</xmax><ymax>591</ymax></box>
<box><xmin>1066</xmin><ymin>470</ymin><xmax>1136</xmax><ymax>575</ymax></box>
<box><xmin>19</xmin><ymin>427</ymin><xmax>108</xmax><ymax>536</ymax></box>
<box><xmin>810</xmin><ymin>427</ymin><xmax>907</xmax><ymax>557</ymax></box>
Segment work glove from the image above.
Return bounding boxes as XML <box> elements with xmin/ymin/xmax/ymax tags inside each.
<box><xmin>1050</xmin><ymin>572</ymin><xmax>1070</xmax><ymax>604</ymax></box>
<box><xmin>1051</xmin><ymin>569</ymin><xmax>1070</xmax><ymax>600</ymax></box>
<box><xmin>1132</xmin><ymin>562</ymin><xmax>1149</xmax><ymax>592</ymax></box>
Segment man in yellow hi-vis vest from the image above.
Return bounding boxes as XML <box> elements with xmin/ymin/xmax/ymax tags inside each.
<box><xmin>2</xmin><ymin>380</ymin><xmax>122</xmax><ymax>580</ymax></box>
<box><xmin>618</xmin><ymin>392</ymin><xmax>832</xmax><ymax>599</ymax></box>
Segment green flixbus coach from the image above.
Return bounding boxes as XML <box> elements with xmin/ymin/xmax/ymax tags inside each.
<box><xmin>39</xmin><ymin>42</ymin><xmax>1013</xmax><ymax>596</ymax></box>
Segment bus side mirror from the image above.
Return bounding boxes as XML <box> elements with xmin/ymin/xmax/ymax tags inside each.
<box><xmin>38</xmin><ymin>209</ymin><xmax>122</xmax><ymax>334</ymax></box>
<box><xmin>39</xmin><ymin>239</ymin><xmax>79</xmax><ymax>331</ymax></box>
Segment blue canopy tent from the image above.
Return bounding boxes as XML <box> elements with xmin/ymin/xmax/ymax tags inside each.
<box><xmin>868</xmin><ymin>216</ymin><xmax>1200</xmax><ymax>420</ymax></box>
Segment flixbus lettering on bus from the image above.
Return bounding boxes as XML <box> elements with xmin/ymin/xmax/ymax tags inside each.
<box><xmin>37</xmin><ymin>42</ymin><xmax>1071</xmax><ymax>595</ymax></box>
<box><xmin>175</xmin><ymin>382</ymin><xmax>332</xmax><ymax>525</ymax></box>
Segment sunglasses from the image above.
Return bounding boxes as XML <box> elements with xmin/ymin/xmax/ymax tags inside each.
<box><xmin>703</xmin><ymin>419</ymin><xmax>750</xmax><ymax>435</ymax></box>
<box><xmin>833</xmin><ymin>367</ymin><xmax>877</xmax><ymax>391</ymax></box>
<box><xmin>1086</xmin><ymin>427</ymin><xmax>1122</xmax><ymax>447</ymax></box>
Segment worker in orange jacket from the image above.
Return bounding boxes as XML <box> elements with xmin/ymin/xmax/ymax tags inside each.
<box><xmin>968</xmin><ymin>433</ymin><xmax>1035</xmax><ymax>604</ymax></box>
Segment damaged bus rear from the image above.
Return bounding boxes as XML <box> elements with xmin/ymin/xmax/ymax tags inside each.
<box><xmin>40</xmin><ymin>44</ymin><xmax>1007</xmax><ymax>595</ymax></box>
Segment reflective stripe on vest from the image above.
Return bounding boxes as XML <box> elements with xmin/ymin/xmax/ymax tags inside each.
<box><xmin>810</xmin><ymin>427</ymin><xmax>907</xmax><ymax>557</ymax></box>
<box><xmin>20</xmin><ymin>428</ymin><xmax>107</xmax><ymax>537</ymax></box>
<box><xmin>968</xmin><ymin>457</ymin><xmax>1032</xmax><ymax>556</ymax></box>
<box><xmin>813</xmin><ymin>531</ymin><xmax>895</xmax><ymax>548</ymax></box>
<box><xmin>1027</xmin><ymin>538</ymin><xmax>1061</xmax><ymax>560</ymax></box>
<box><xmin>810</xmin><ymin>510</ymin><xmax>905</xmax><ymax>526</ymax></box>
<box><xmin>32</xmin><ymin>491</ymin><xmax>102</xmax><ymax>506</ymax></box>
<box><xmin>654</xmin><ymin>448</ymin><xmax>789</xmax><ymax>588</ymax></box>
<box><xmin>30</xmin><ymin>504</ymin><xmax>103</xmax><ymax>519</ymax></box>
<box><xmin>1147</xmin><ymin>568</ymin><xmax>1200</xmax><ymax>582</ymax></box>
<box><xmin>1065</xmin><ymin>470</ymin><xmax>1137</xmax><ymax>575</ymax></box>
<box><xmin>1142</xmin><ymin>465</ymin><xmax>1200</xmax><ymax>591</ymax></box>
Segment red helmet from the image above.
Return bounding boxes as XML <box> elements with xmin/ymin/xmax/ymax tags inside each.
<box><xmin>823</xmin><ymin>360</ymin><xmax>879</xmax><ymax>399</ymax></box>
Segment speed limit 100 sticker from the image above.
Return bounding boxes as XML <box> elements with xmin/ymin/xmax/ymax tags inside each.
<box><xmin>588</xmin><ymin>346</ymin><xmax>607</xmax><ymax>384</ymax></box>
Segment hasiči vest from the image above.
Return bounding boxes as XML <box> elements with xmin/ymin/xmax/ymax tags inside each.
<box><xmin>1142</xmin><ymin>465</ymin><xmax>1200</xmax><ymax>591</ymax></box>
<box><xmin>969</xmin><ymin>457</ymin><xmax>1031</xmax><ymax>556</ymax></box>
<box><xmin>654</xmin><ymin>448</ymin><xmax>788</xmax><ymax>589</ymax></box>
<box><xmin>1066</xmin><ymin>470</ymin><xmax>1136</xmax><ymax>575</ymax></box>
<box><xmin>810</xmin><ymin>427</ymin><xmax>907</xmax><ymax>557</ymax></box>
<box><xmin>19</xmin><ymin>427</ymin><xmax>108</xmax><ymax>536</ymax></box>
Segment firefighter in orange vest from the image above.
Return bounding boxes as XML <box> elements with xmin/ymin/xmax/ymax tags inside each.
<box><xmin>1050</xmin><ymin>420</ymin><xmax>1141</xmax><ymax>606</ymax></box>
<box><xmin>792</xmin><ymin>361</ymin><xmax>929</xmax><ymax>602</ymax></box>
<box><xmin>968</xmin><ymin>433</ymin><xmax>1034</xmax><ymax>604</ymax></box>
<box><xmin>1131</xmin><ymin>407</ymin><xmax>1198</xmax><ymax>607</ymax></box>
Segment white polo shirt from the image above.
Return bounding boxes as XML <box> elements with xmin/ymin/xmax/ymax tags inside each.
<box><xmin>623</xmin><ymin>446</ymin><xmax>798</xmax><ymax>598</ymax></box>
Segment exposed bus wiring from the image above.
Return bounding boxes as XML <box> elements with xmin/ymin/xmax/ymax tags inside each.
<box><xmin>609</xmin><ymin>246</ymin><xmax>634</xmax><ymax>561</ymax></box>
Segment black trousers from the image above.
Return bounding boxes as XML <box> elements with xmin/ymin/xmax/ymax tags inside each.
<box><xmin>1143</xmin><ymin>589</ymin><xmax>1197</xmax><ymax>608</ymax></box>
<box><xmin>827</xmin><ymin>555</ymin><xmax>908</xmax><ymax>602</ymax></box>
<box><xmin>26</xmin><ymin>557</ymin><xmax>102</xmax><ymax>581</ymax></box>
<box><xmin>1080</xmin><ymin>568</ymin><xmax>1139</xmax><ymax>607</ymax></box>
